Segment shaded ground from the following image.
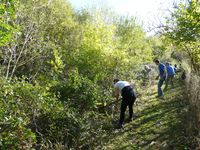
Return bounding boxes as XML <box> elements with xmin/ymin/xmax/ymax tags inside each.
<box><xmin>97</xmin><ymin>81</ymin><xmax>191</xmax><ymax>150</ymax></box>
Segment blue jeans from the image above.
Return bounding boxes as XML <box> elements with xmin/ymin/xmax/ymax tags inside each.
<box><xmin>165</xmin><ymin>75</ymin><xmax>174</xmax><ymax>90</ymax></box>
<box><xmin>158</xmin><ymin>78</ymin><xmax>165</xmax><ymax>97</ymax></box>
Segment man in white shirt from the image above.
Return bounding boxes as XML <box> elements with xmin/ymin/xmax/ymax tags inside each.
<box><xmin>113</xmin><ymin>79</ymin><xmax>136</xmax><ymax>128</ymax></box>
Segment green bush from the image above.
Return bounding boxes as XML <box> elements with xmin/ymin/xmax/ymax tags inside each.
<box><xmin>52</xmin><ymin>70</ymin><xmax>103</xmax><ymax>113</ymax></box>
<box><xmin>0</xmin><ymin>77</ymin><xmax>83</xmax><ymax>149</ymax></box>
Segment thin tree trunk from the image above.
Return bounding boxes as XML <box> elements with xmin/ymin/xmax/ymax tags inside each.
<box><xmin>9</xmin><ymin>23</ymin><xmax>34</xmax><ymax>81</ymax></box>
<box><xmin>5</xmin><ymin>49</ymin><xmax>13</xmax><ymax>80</ymax></box>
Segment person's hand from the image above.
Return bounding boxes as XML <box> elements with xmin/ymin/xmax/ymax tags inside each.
<box><xmin>161</xmin><ymin>75</ymin><xmax>166</xmax><ymax>80</ymax></box>
<box><xmin>155</xmin><ymin>76</ymin><xmax>159</xmax><ymax>80</ymax></box>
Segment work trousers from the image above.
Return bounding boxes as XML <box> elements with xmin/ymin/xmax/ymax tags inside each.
<box><xmin>158</xmin><ymin>77</ymin><xmax>166</xmax><ymax>97</ymax></box>
<box><xmin>119</xmin><ymin>86</ymin><xmax>136</xmax><ymax>125</ymax></box>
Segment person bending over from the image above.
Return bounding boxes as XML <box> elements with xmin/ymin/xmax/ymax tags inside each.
<box><xmin>113</xmin><ymin>79</ymin><xmax>136</xmax><ymax>128</ymax></box>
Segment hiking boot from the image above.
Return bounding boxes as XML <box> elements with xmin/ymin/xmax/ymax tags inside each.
<box><xmin>159</xmin><ymin>96</ymin><xmax>164</xmax><ymax>100</ymax></box>
<box><xmin>127</xmin><ymin>118</ymin><xmax>133</xmax><ymax>123</ymax></box>
<box><xmin>156</xmin><ymin>95</ymin><xmax>164</xmax><ymax>99</ymax></box>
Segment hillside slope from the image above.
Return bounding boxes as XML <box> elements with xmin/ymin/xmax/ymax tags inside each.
<box><xmin>96</xmin><ymin>80</ymin><xmax>191</xmax><ymax>150</ymax></box>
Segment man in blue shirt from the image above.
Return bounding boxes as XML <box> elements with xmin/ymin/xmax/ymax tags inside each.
<box><xmin>154</xmin><ymin>59</ymin><xmax>167</xmax><ymax>98</ymax></box>
<box><xmin>164</xmin><ymin>62</ymin><xmax>175</xmax><ymax>90</ymax></box>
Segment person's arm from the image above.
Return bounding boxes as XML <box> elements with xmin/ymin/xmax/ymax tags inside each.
<box><xmin>155</xmin><ymin>75</ymin><xmax>159</xmax><ymax>80</ymax></box>
<box><xmin>155</xmin><ymin>66</ymin><xmax>160</xmax><ymax>80</ymax></box>
<box><xmin>161</xmin><ymin>67</ymin><xmax>167</xmax><ymax>79</ymax></box>
<box><xmin>114</xmin><ymin>87</ymin><xmax>120</xmax><ymax>101</ymax></box>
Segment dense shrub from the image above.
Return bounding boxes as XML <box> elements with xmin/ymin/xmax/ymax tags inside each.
<box><xmin>51</xmin><ymin>69</ymin><xmax>108</xmax><ymax>113</ymax></box>
<box><xmin>0</xmin><ymin>77</ymin><xmax>83</xmax><ymax>149</ymax></box>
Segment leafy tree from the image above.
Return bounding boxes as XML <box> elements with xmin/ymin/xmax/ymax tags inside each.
<box><xmin>0</xmin><ymin>0</ymin><xmax>75</xmax><ymax>81</ymax></box>
<box><xmin>0</xmin><ymin>0</ymin><xmax>156</xmax><ymax>149</ymax></box>
<box><xmin>165</xmin><ymin>0</ymin><xmax>200</xmax><ymax>73</ymax></box>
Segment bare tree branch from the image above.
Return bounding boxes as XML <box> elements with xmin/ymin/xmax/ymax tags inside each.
<box><xmin>9</xmin><ymin>23</ymin><xmax>35</xmax><ymax>81</ymax></box>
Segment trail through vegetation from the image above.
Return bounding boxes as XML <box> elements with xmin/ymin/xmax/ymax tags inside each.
<box><xmin>97</xmin><ymin>79</ymin><xmax>191</xmax><ymax>150</ymax></box>
<box><xmin>0</xmin><ymin>0</ymin><xmax>199</xmax><ymax>149</ymax></box>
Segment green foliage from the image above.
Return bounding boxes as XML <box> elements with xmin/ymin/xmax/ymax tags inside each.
<box><xmin>0</xmin><ymin>0</ymin><xmax>157</xmax><ymax>149</ymax></box>
<box><xmin>165</xmin><ymin>1</ymin><xmax>200</xmax><ymax>73</ymax></box>
<box><xmin>166</xmin><ymin>1</ymin><xmax>200</xmax><ymax>43</ymax></box>
<box><xmin>34</xmin><ymin>108</ymin><xmax>83</xmax><ymax>149</ymax></box>
<box><xmin>115</xmin><ymin>16</ymin><xmax>152</xmax><ymax>66</ymax></box>
<box><xmin>52</xmin><ymin>69</ymin><xmax>103</xmax><ymax>113</ymax></box>
<box><xmin>148</xmin><ymin>36</ymin><xmax>168</xmax><ymax>59</ymax></box>
<box><xmin>0</xmin><ymin>0</ymin><xmax>15</xmax><ymax>46</ymax></box>
<box><xmin>0</xmin><ymin>77</ymin><xmax>82</xmax><ymax>149</ymax></box>
<box><xmin>0</xmin><ymin>78</ymin><xmax>37</xmax><ymax>149</ymax></box>
<box><xmin>0</xmin><ymin>0</ymin><xmax>75</xmax><ymax>80</ymax></box>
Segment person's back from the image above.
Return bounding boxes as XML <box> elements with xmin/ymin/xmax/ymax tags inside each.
<box><xmin>158</xmin><ymin>63</ymin><xmax>166</xmax><ymax>78</ymax></box>
<box><xmin>113</xmin><ymin>79</ymin><xmax>136</xmax><ymax>128</ymax></box>
<box><xmin>165</xmin><ymin>63</ymin><xmax>175</xmax><ymax>90</ymax></box>
<box><xmin>114</xmin><ymin>81</ymin><xmax>130</xmax><ymax>91</ymax></box>
<box><xmin>166</xmin><ymin>65</ymin><xmax>175</xmax><ymax>76</ymax></box>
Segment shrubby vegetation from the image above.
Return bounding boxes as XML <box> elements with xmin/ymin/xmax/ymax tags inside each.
<box><xmin>0</xmin><ymin>0</ymin><xmax>15</xmax><ymax>46</ymax></box>
<box><xmin>0</xmin><ymin>0</ymin><xmax>155</xmax><ymax>149</ymax></box>
<box><xmin>0</xmin><ymin>0</ymin><xmax>199</xmax><ymax>149</ymax></box>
